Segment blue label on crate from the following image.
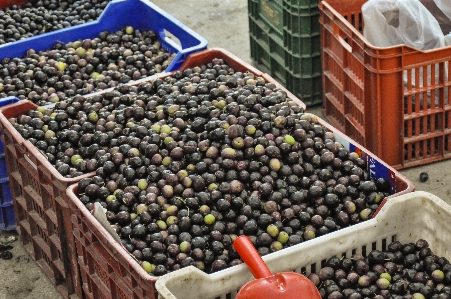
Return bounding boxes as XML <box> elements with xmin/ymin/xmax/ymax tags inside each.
<box><xmin>334</xmin><ymin>133</ymin><xmax>396</xmax><ymax>195</ymax></box>
<box><xmin>367</xmin><ymin>155</ymin><xmax>396</xmax><ymax>195</ymax></box>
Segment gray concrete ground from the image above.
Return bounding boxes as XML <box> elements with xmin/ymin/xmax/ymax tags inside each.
<box><xmin>0</xmin><ymin>0</ymin><xmax>450</xmax><ymax>298</ymax></box>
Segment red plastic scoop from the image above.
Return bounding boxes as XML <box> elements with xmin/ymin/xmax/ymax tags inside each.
<box><xmin>233</xmin><ymin>236</ymin><xmax>321</xmax><ymax>299</ymax></box>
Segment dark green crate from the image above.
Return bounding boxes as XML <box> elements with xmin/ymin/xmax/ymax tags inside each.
<box><xmin>249</xmin><ymin>16</ymin><xmax>285</xmax><ymax>75</ymax></box>
<box><xmin>284</xmin><ymin>0</ymin><xmax>320</xmax><ymax>7</ymax></box>
<box><xmin>258</xmin><ymin>0</ymin><xmax>284</xmax><ymax>35</ymax></box>
<box><xmin>247</xmin><ymin>0</ymin><xmax>322</xmax><ymax>106</ymax></box>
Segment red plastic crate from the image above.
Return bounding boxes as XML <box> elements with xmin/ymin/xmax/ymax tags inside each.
<box><xmin>319</xmin><ymin>0</ymin><xmax>451</xmax><ymax>169</ymax></box>
<box><xmin>66</xmin><ymin>113</ymin><xmax>414</xmax><ymax>299</ymax></box>
<box><xmin>0</xmin><ymin>0</ymin><xmax>28</xmax><ymax>9</ymax></box>
<box><xmin>0</xmin><ymin>100</ymin><xmax>94</xmax><ymax>299</ymax></box>
<box><xmin>67</xmin><ymin>47</ymin><xmax>309</xmax><ymax>299</ymax></box>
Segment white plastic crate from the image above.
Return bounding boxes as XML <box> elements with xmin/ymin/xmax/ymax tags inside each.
<box><xmin>156</xmin><ymin>191</ymin><xmax>451</xmax><ymax>299</ymax></box>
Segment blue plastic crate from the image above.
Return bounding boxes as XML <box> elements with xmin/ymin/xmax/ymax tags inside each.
<box><xmin>0</xmin><ymin>97</ymin><xmax>19</xmax><ymax>231</ymax></box>
<box><xmin>0</xmin><ymin>0</ymin><xmax>208</xmax><ymax>72</ymax></box>
<box><xmin>0</xmin><ymin>203</ymin><xmax>15</xmax><ymax>231</ymax></box>
<box><xmin>0</xmin><ymin>177</ymin><xmax>14</xmax><ymax>231</ymax></box>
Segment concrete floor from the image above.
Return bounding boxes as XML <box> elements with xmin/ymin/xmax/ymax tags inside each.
<box><xmin>0</xmin><ymin>0</ymin><xmax>450</xmax><ymax>298</ymax></box>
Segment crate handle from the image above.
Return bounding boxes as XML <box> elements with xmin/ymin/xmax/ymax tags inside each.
<box><xmin>334</xmin><ymin>23</ymin><xmax>352</xmax><ymax>53</ymax></box>
<box><xmin>162</xmin><ymin>29</ymin><xmax>182</xmax><ymax>50</ymax></box>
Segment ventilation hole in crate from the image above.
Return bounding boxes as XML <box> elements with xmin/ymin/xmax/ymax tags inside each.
<box><xmin>445</xmin><ymin>134</ymin><xmax>451</xmax><ymax>153</ymax></box>
<box><xmin>352</xmin><ymin>249</ymin><xmax>356</xmax><ymax>255</ymax></box>
<box><xmin>53</xmin><ymin>222</ymin><xmax>59</xmax><ymax>237</ymax></box>
<box><xmin>445</xmin><ymin>85</ymin><xmax>450</xmax><ymax>106</ymax></box>
<box><xmin>26</xmin><ymin>171</ymin><xmax>41</xmax><ymax>197</ymax></box>
<box><xmin>344</xmin><ymin>37</ymin><xmax>350</xmax><ymax>47</ymax></box>
<box><xmin>372</xmin><ymin>242</ymin><xmax>377</xmax><ymax>250</ymax></box>
<box><xmin>53</xmin><ymin>266</ymin><xmax>65</xmax><ymax>285</ymax></box>
<box><xmin>11</xmin><ymin>175</ymin><xmax>23</xmax><ymax>197</ymax></box>
<box><xmin>311</xmin><ymin>263</ymin><xmax>316</xmax><ymax>274</ymax></box>
<box><xmin>20</xmin><ymin>227</ymin><xmax>31</xmax><ymax>245</ymax></box>
<box><xmin>321</xmin><ymin>259</ymin><xmax>326</xmax><ymax>268</ymax></box>
<box><xmin>13</xmin><ymin>157</ymin><xmax>20</xmax><ymax>172</ymax></box>
<box><xmin>301</xmin><ymin>266</ymin><xmax>307</xmax><ymax>275</ymax></box>
<box><xmin>57</xmin><ymin>247</ymin><xmax>62</xmax><ymax>262</ymax></box>
<box><xmin>446</xmin><ymin>110</ymin><xmax>451</xmax><ymax>129</ymax></box>
<box><xmin>391</xmin><ymin>235</ymin><xmax>397</xmax><ymax>243</ymax></box>
<box><xmin>9</xmin><ymin>153</ymin><xmax>19</xmax><ymax>172</ymax></box>
<box><xmin>382</xmin><ymin>238</ymin><xmax>387</xmax><ymax>251</ymax></box>
<box><xmin>117</xmin><ymin>288</ymin><xmax>128</xmax><ymax>299</ymax></box>
<box><xmin>31</xmin><ymin>199</ymin><xmax>45</xmax><ymax>221</ymax></box>
<box><xmin>119</xmin><ymin>264</ymin><xmax>128</xmax><ymax>278</ymax></box>
<box><xmin>93</xmin><ymin>290</ymin><xmax>107</xmax><ymax>299</ymax></box>
<box><xmin>41</xmin><ymin>249</ymin><xmax>53</xmax><ymax>270</ymax></box>
<box><xmin>94</xmin><ymin>261</ymin><xmax>110</xmax><ymax>288</ymax></box>
<box><xmin>357</xmin><ymin>13</ymin><xmax>363</xmax><ymax>31</ymax></box>
<box><xmin>36</xmin><ymin>224</ymin><xmax>49</xmax><ymax>244</ymax></box>
<box><xmin>15</xmin><ymin>202</ymin><xmax>25</xmax><ymax>221</ymax></box>
<box><xmin>362</xmin><ymin>245</ymin><xmax>367</xmax><ymax>257</ymax></box>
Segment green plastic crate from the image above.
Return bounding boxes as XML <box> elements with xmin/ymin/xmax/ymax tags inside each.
<box><xmin>248</xmin><ymin>0</ymin><xmax>322</xmax><ymax>106</ymax></box>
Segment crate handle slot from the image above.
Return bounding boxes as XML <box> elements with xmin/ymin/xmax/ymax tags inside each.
<box><xmin>334</xmin><ymin>23</ymin><xmax>352</xmax><ymax>53</ymax></box>
<box><xmin>163</xmin><ymin>29</ymin><xmax>182</xmax><ymax>48</ymax></box>
<box><xmin>161</xmin><ymin>28</ymin><xmax>183</xmax><ymax>52</ymax></box>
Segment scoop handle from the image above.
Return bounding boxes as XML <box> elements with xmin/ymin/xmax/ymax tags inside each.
<box><xmin>233</xmin><ymin>236</ymin><xmax>273</xmax><ymax>279</ymax></box>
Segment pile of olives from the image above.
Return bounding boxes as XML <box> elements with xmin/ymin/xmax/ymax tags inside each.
<box><xmin>312</xmin><ymin>239</ymin><xmax>451</xmax><ymax>299</ymax></box>
<box><xmin>0</xmin><ymin>0</ymin><xmax>111</xmax><ymax>44</ymax></box>
<box><xmin>10</xmin><ymin>58</ymin><xmax>392</xmax><ymax>276</ymax></box>
<box><xmin>0</xmin><ymin>26</ymin><xmax>174</xmax><ymax>106</ymax></box>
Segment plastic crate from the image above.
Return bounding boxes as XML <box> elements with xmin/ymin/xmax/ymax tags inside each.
<box><xmin>319</xmin><ymin>0</ymin><xmax>451</xmax><ymax>169</ymax></box>
<box><xmin>0</xmin><ymin>99</ymin><xmax>96</xmax><ymax>299</ymax></box>
<box><xmin>66</xmin><ymin>110</ymin><xmax>413</xmax><ymax>299</ymax></box>
<box><xmin>248</xmin><ymin>0</ymin><xmax>323</xmax><ymax>106</ymax></box>
<box><xmin>0</xmin><ymin>0</ymin><xmax>207</xmax><ymax>72</ymax></box>
<box><xmin>0</xmin><ymin>178</ymin><xmax>14</xmax><ymax>231</ymax></box>
<box><xmin>66</xmin><ymin>47</ymin><xmax>309</xmax><ymax>299</ymax></box>
<box><xmin>154</xmin><ymin>191</ymin><xmax>445</xmax><ymax>299</ymax></box>
<box><xmin>0</xmin><ymin>0</ymin><xmax>28</xmax><ymax>9</ymax></box>
<box><xmin>0</xmin><ymin>97</ymin><xmax>19</xmax><ymax>231</ymax></box>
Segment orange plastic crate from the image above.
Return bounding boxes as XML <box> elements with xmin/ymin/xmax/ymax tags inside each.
<box><xmin>319</xmin><ymin>0</ymin><xmax>451</xmax><ymax>169</ymax></box>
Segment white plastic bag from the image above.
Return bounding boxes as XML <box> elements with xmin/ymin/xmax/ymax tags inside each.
<box><xmin>430</xmin><ymin>0</ymin><xmax>451</xmax><ymax>46</ymax></box>
<box><xmin>362</xmin><ymin>0</ymin><xmax>447</xmax><ymax>50</ymax></box>
<box><xmin>434</xmin><ymin>0</ymin><xmax>451</xmax><ymax>27</ymax></box>
<box><xmin>362</xmin><ymin>0</ymin><xmax>451</xmax><ymax>109</ymax></box>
